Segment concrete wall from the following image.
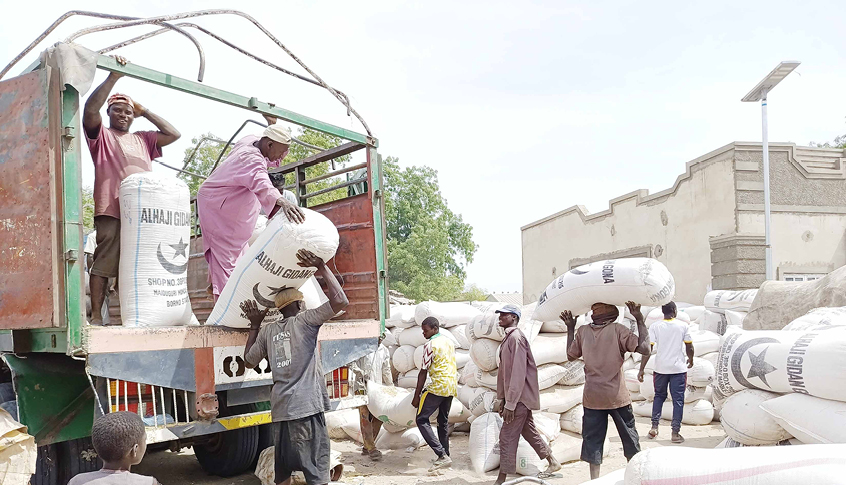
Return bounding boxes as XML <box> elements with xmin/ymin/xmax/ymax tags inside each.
<box><xmin>521</xmin><ymin>142</ymin><xmax>846</xmax><ymax>307</ymax></box>
<box><xmin>521</xmin><ymin>144</ymin><xmax>740</xmax><ymax>306</ymax></box>
<box><xmin>733</xmin><ymin>143</ymin><xmax>846</xmax><ymax>280</ymax></box>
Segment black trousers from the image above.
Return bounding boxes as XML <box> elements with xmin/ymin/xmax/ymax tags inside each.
<box><xmin>415</xmin><ymin>391</ymin><xmax>452</xmax><ymax>458</ymax></box>
<box><xmin>581</xmin><ymin>405</ymin><xmax>641</xmax><ymax>465</ymax></box>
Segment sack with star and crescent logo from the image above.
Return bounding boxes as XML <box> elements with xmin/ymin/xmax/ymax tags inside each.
<box><xmin>533</xmin><ymin>258</ymin><xmax>675</xmax><ymax>322</ymax></box>
<box><xmin>206</xmin><ymin>207</ymin><xmax>339</xmax><ymax>328</ymax></box>
<box><xmin>119</xmin><ymin>172</ymin><xmax>198</xmax><ymax>327</ymax></box>
<box><xmin>715</xmin><ymin>329</ymin><xmax>846</xmax><ymax>402</ymax></box>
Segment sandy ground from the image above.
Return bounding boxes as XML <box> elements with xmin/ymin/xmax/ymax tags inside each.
<box><xmin>135</xmin><ymin>416</ymin><xmax>727</xmax><ymax>485</ymax></box>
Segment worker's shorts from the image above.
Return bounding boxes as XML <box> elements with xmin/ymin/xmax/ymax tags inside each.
<box><xmin>274</xmin><ymin>412</ymin><xmax>330</xmax><ymax>485</ymax></box>
<box><xmin>581</xmin><ymin>405</ymin><xmax>641</xmax><ymax>465</ymax></box>
<box><xmin>90</xmin><ymin>216</ymin><xmax>120</xmax><ymax>278</ymax></box>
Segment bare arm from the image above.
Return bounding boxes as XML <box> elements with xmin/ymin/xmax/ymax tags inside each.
<box><xmin>626</xmin><ymin>302</ymin><xmax>651</xmax><ymax>355</ymax></box>
<box><xmin>297</xmin><ymin>250</ymin><xmax>348</xmax><ymax>314</ymax></box>
<box><xmin>637</xmin><ymin>347</ymin><xmax>651</xmax><ymax>382</ymax></box>
<box><xmin>136</xmin><ymin>105</ymin><xmax>181</xmax><ymax>147</ymax></box>
<box><xmin>686</xmin><ymin>342</ymin><xmax>695</xmax><ymax>368</ymax></box>
<box><xmin>241</xmin><ymin>300</ymin><xmax>268</xmax><ymax>367</ymax></box>
<box><xmin>562</xmin><ymin>311</ymin><xmax>580</xmax><ymax>361</ymax></box>
<box><xmin>412</xmin><ymin>368</ymin><xmax>428</xmax><ymax>408</ymax></box>
<box><xmin>83</xmin><ymin>56</ymin><xmax>128</xmax><ymax>139</ymax></box>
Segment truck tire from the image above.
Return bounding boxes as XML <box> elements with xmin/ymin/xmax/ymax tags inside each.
<box><xmin>251</xmin><ymin>402</ymin><xmax>274</xmax><ymax>468</ymax></box>
<box><xmin>194</xmin><ymin>395</ymin><xmax>259</xmax><ymax>477</ymax></box>
<box><xmin>57</xmin><ymin>438</ymin><xmax>102</xmax><ymax>484</ymax></box>
<box><xmin>31</xmin><ymin>444</ymin><xmax>59</xmax><ymax>485</ymax></box>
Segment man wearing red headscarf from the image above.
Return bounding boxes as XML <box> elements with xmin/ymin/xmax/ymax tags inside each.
<box><xmin>82</xmin><ymin>56</ymin><xmax>181</xmax><ymax>325</ymax></box>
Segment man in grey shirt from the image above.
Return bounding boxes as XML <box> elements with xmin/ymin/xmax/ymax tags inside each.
<box><xmin>243</xmin><ymin>249</ymin><xmax>349</xmax><ymax>485</ymax></box>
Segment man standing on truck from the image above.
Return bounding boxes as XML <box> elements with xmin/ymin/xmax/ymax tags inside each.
<box><xmin>637</xmin><ymin>301</ymin><xmax>695</xmax><ymax>444</ymax></box>
<box><xmin>563</xmin><ymin>302</ymin><xmax>650</xmax><ymax>481</ymax></box>
<box><xmin>197</xmin><ymin>115</ymin><xmax>305</xmax><ymax>301</ymax></box>
<box><xmin>83</xmin><ymin>56</ymin><xmax>181</xmax><ymax>325</ymax></box>
<box><xmin>242</xmin><ymin>248</ymin><xmax>348</xmax><ymax>485</ymax></box>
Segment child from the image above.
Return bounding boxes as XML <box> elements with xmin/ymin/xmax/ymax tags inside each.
<box><xmin>69</xmin><ymin>412</ymin><xmax>159</xmax><ymax>485</ymax></box>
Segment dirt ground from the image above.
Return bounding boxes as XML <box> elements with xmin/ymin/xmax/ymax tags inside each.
<box><xmin>135</xmin><ymin>416</ymin><xmax>727</xmax><ymax>485</ymax></box>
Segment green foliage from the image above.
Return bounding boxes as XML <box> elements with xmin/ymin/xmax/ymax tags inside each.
<box><xmin>384</xmin><ymin>157</ymin><xmax>477</xmax><ymax>302</ymax></box>
<box><xmin>810</xmin><ymin>120</ymin><xmax>846</xmax><ymax>148</ymax></box>
<box><xmin>279</xmin><ymin>128</ymin><xmax>352</xmax><ymax>207</ymax></box>
<box><xmin>180</xmin><ymin>133</ymin><xmax>230</xmax><ymax>197</ymax></box>
<box><xmin>459</xmin><ymin>284</ymin><xmax>489</xmax><ymax>302</ymax></box>
<box><xmin>82</xmin><ymin>186</ymin><xmax>95</xmax><ymax>233</ymax></box>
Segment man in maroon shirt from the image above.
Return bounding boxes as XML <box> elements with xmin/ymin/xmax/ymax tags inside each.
<box><xmin>564</xmin><ymin>302</ymin><xmax>650</xmax><ymax>481</ymax></box>
<box><xmin>82</xmin><ymin>56</ymin><xmax>181</xmax><ymax>325</ymax></box>
<box><xmin>492</xmin><ymin>304</ymin><xmax>561</xmax><ymax>485</ymax></box>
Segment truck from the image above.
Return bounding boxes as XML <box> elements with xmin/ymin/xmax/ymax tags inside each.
<box><xmin>0</xmin><ymin>23</ymin><xmax>387</xmax><ymax>484</ymax></box>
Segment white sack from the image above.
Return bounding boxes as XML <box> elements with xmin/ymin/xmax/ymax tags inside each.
<box><xmin>715</xmin><ymin>330</ymin><xmax>846</xmax><ymax>402</ymax></box>
<box><xmin>299</xmin><ymin>276</ymin><xmax>329</xmax><ymax>310</ymax></box>
<box><xmin>690</xmin><ymin>329</ymin><xmax>720</xmax><ymax>356</ymax></box>
<box><xmin>632</xmin><ymin>399</ymin><xmax>714</xmax><ymax>425</ymax></box>
<box><xmin>469</xmin><ymin>412</ymin><xmax>502</xmax><ymax>473</ymax></box>
<box><xmin>387</xmin><ymin>305</ymin><xmax>417</xmax><ymax>329</ymax></box>
<box><xmin>459</xmin><ymin>362</ymin><xmax>478</xmax><ymax>387</ymax></box>
<box><xmin>476</xmin><ymin>368</ymin><xmax>498</xmax><ymax>391</ymax></box>
<box><xmin>644</xmin><ymin>357</ymin><xmax>714</xmax><ymax>387</ymax></box>
<box><xmin>558</xmin><ymin>360</ymin><xmax>586</xmax><ymax>386</ymax></box>
<box><xmin>248</xmin><ymin>214</ymin><xmax>268</xmax><ymax>246</ymax></box>
<box><xmin>560</xmin><ymin>405</ymin><xmax>584</xmax><ymax>434</ymax></box>
<box><xmin>0</xmin><ymin>408</ymin><xmax>36</xmax><ymax>485</ymax></box>
<box><xmin>539</xmin><ymin>385</ymin><xmax>583</xmax><ymax>413</ymax></box>
<box><xmin>457</xmin><ymin>386</ymin><xmax>496</xmax><ymax>417</ymax></box>
<box><xmin>531</xmin><ymin>334</ymin><xmax>570</xmax><ymax>366</ymax></box>
<box><xmin>624</xmin><ymin>369</ymin><xmax>641</xmax><ymax>392</ymax></box>
<box><xmin>536</xmin><ymin>364</ymin><xmax>570</xmax><ymax>391</ymax></box>
<box><xmin>720</xmin><ymin>389</ymin><xmax>792</xmax><ymax>445</ymax></box>
<box><xmin>540</xmin><ymin>319</ymin><xmax>569</xmax><ymax>333</ymax></box>
<box><xmin>453</xmin><ymin>324</ymin><xmax>471</xmax><ymax>349</ymax></box>
<box><xmin>704</xmin><ymin>289</ymin><xmax>758</xmax><ymax>313</ymax></box>
<box><xmin>325</xmin><ymin>408</ymin><xmax>359</xmax><ymax>440</ymax></box>
<box><xmin>392</xmin><ymin>345</ymin><xmax>417</xmax><ymax>374</ymax></box>
<box><xmin>207</xmin><ymin>209</ymin><xmax>339</xmax><ymax>328</ymax></box>
<box><xmin>700</xmin><ymin>351</ymin><xmax>719</xmax><ymax>370</ymax></box>
<box><xmin>119</xmin><ymin>172</ymin><xmax>197</xmax><ymax>327</ymax></box>
<box><xmin>624</xmin><ymin>444</ymin><xmax>846</xmax><ymax>485</ymax></box>
<box><xmin>366</xmin><ymin>381</ymin><xmax>417</xmax><ymax>429</ymax></box>
<box><xmin>467</xmin><ymin>312</ymin><xmax>506</xmax><ymax>342</ymax></box>
<box><xmin>470</xmin><ymin>338</ymin><xmax>501</xmax><ymax>372</ymax></box>
<box><xmin>783</xmin><ymin>307</ymin><xmax>846</xmax><ymax>332</ymax></box>
<box><xmin>375</xmin><ymin>427</ymin><xmax>427</xmax><ymax>449</ymax></box>
<box><xmin>644</xmin><ymin>307</ymin><xmax>690</xmax><ymax>328</ymax></box>
<box><xmin>679</xmin><ymin>305</ymin><xmax>706</xmax><ymax>322</ymax></box>
<box><xmin>714</xmin><ymin>437</ymin><xmax>798</xmax><ymax>448</ymax></box>
<box><xmin>455</xmin><ymin>349</ymin><xmax>471</xmax><ymax>369</ymax></box>
<box><xmin>579</xmin><ymin>468</ymin><xmax>625</xmax><ymax>485</ymax></box>
<box><xmin>397</xmin><ymin>369</ymin><xmax>421</xmax><ymax>389</ymax></box>
<box><xmin>415</xmin><ymin>301</ymin><xmax>481</xmax><ymax>327</ymax></box>
<box><xmin>534</xmin><ymin>258</ymin><xmax>675</xmax><ymax>322</ymax></box>
<box><xmin>744</xmin><ymin>267</ymin><xmax>846</xmax><ymax>331</ymax></box>
<box><xmin>760</xmin><ymin>393</ymin><xmax>846</xmax><ymax>445</ymax></box>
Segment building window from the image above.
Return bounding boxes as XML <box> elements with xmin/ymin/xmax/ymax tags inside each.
<box><xmin>782</xmin><ymin>273</ymin><xmax>825</xmax><ymax>282</ymax></box>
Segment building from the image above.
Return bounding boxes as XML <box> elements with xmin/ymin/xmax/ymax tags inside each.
<box><xmin>485</xmin><ymin>292</ymin><xmax>523</xmax><ymax>305</ymax></box>
<box><xmin>521</xmin><ymin>142</ymin><xmax>846</xmax><ymax>305</ymax></box>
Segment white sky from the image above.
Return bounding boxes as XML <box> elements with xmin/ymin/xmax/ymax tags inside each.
<box><xmin>2</xmin><ymin>1</ymin><xmax>845</xmax><ymax>293</ymax></box>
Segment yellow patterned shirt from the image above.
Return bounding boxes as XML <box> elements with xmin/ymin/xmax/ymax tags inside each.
<box><xmin>421</xmin><ymin>333</ymin><xmax>458</xmax><ymax>397</ymax></box>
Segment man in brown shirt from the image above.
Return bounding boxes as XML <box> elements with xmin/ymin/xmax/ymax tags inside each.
<box><xmin>493</xmin><ymin>304</ymin><xmax>561</xmax><ymax>485</ymax></box>
<box><xmin>564</xmin><ymin>301</ymin><xmax>649</xmax><ymax>481</ymax></box>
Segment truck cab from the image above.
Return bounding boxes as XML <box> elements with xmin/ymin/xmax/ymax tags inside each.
<box><xmin>0</xmin><ymin>47</ymin><xmax>386</xmax><ymax>483</ymax></box>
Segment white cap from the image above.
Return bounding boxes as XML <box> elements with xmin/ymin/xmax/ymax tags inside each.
<box><xmin>263</xmin><ymin>124</ymin><xmax>292</xmax><ymax>145</ymax></box>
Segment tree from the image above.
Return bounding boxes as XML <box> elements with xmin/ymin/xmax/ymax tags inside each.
<box><xmin>384</xmin><ymin>157</ymin><xmax>477</xmax><ymax>302</ymax></box>
<box><xmin>459</xmin><ymin>284</ymin><xmax>489</xmax><ymax>302</ymax></box>
<box><xmin>180</xmin><ymin>133</ymin><xmax>230</xmax><ymax>197</ymax></box>
<box><xmin>809</xmin><ymin>120</ymin><xmax>846</xmax><ymax>148</ymax></box>
<box><xmin>82</xmin><ymin>186</ymin><xmax>95</xmax><ymax>233</ymax></box>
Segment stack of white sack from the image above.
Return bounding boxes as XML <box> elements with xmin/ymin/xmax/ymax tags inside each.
<box><xmin>713</xmin><ymin>310</ymin><xmax>846</xmax><ymax>447</ymax></box>
<box><xmin>626</xmin><ymin>353</ymin><xmax>716</xmax><ymax>425</ymax></box>
<box><xmin>469</xmin><ymin>412</ymin><xmax>610</xmax><ymax>476</ymax></box>
<box><xmin>389</xmin><ymin>301</ymin><xmax>474</xmax><ymax>390</ymax></box>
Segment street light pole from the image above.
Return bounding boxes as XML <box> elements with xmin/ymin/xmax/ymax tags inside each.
<box><xmin>760</xmin><ymin>88</ymin><xmax>773</xmax><ymax>280</ymax></box>
<box><xmin>741</xmin><ymin>61</ymin><xmax>800</xmax><ymax>281</ymax></box>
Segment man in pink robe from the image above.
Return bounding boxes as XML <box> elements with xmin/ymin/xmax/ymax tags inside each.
<box><xmin>197</xmin><ymin>118</ymin><xmax>305</xmax><ymax>300</ymax></box>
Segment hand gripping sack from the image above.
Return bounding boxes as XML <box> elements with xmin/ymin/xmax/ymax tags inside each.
<box><xmin>119</xmin><ymin>172</ymin><xmax>198</xmax><ymax>327</ymax></box>
<box><xmin>715</xmin><ymin>330</ymin><xmax>846</xmax><ymax>402</ymax></box>
<box><xmin>720</xmin><ymin>389</ymin><xmax>792</xmax><ymax>445</ymax></box>
<box><xmin>207</xmin><ymin>209</ymin><xmax>339</xmax><ymax>328</ymax></box>
<box><xmin>624</xmin><ymin>444</ymin><xmax>846</xmax><ymax>485</ymax></box>
<box><xmin>533</xmin><ymin>258</ymin><xmax>675</xmax><ymax>322</ymax></box>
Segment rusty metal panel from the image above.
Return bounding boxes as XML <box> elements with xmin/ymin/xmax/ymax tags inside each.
<box><xmin>313</xmin><ymin>194</ymin><xmax>379</xmax><ymax>320</ymax></box>
<box><xmin>0</xmin><ymin>70</ymin><xmax>57</xmax><ymax>329</ymax></box>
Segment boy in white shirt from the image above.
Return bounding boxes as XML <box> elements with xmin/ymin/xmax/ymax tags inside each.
<box><xmin>637</xmin><ymin>302</ymin><xmax>694</xmax><ymax>443</ymax></box>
